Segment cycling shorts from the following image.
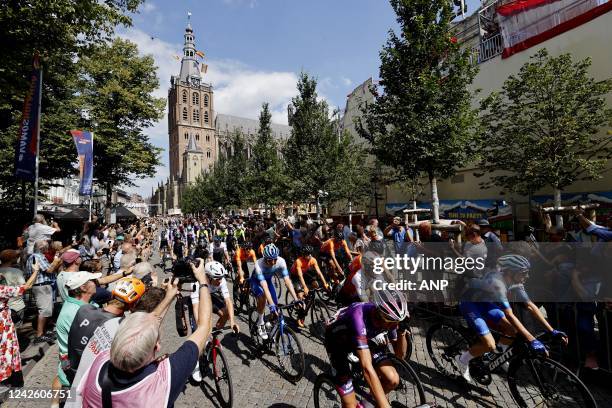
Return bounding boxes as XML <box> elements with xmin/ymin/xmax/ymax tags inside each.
<box><xmin>459</xmin><ymin>301</ymin><xmax>506</xmax><ymax>336</ymax></box>
<box><xmin>159</xmin><ymin>239</ymin><xmax>168</xmax><ymax>249</ymax></box>
<box><xmin>290</xmin><ymin>270</ymin><xmax>318</xmax><ymax>293</ymax></box>
<box><xmin>250</xmin><ymin>275</ymin><xmax>279</xmax><ymax>305</ymax></box>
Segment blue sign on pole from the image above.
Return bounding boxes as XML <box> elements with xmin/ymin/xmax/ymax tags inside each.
<box><xmin>70</xmin><ymin>130</ymin><xmax>94</xmax><ymax>196</ymax></box>
<box><xmin>14</xmin><ymin>54</ymin><xmax>42</xmax><ymax>181</ymax></box>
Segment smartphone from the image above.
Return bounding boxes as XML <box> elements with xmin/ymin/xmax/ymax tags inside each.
<box><xmin>32</xmin><ymin>257</ymin><xmax>36</xmax><ymax>265</ymax></box>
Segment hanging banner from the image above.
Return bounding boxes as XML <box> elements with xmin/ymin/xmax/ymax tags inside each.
<box><xmin>70</xmin><ymin>130</ymin><xmax>94</xmax><ymax>195</ymax></box>
<box><xmin>14</xmin><ymin>54</ymin><xmax>42</xmax><ymax>181</ymax></box>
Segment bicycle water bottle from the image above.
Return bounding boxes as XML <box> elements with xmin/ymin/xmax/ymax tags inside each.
<box><xmin>265</xmin><ymin>321</ymin><xmax>272</xmax><ymax>330</ymax></box>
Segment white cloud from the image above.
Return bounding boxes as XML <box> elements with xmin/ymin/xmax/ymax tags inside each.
<box><xmin>223</xmin><ymin>0</ymin><xmax>258</xmax><ymax>8</ymax></box>
<box><xmin>118</xmin><ymin>28</ymin><xmax>298</xmax><ymax>198</ymax></box>
<box><xmin>142</xmin><ymin>2</ymin><xmax>157</xmax><ymax>13</ymax></box>
<box><xmin>341</xmin><ymin>76</ymin><xmax>353</xmax><ymax>87</ymax></box>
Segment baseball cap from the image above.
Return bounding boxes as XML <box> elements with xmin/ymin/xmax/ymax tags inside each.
<box><xmin>61</xmin><ymin>249</ymin><xmax>81</xmax><ymax>264</ymax></box>
<box><xmin>0</xmin><ymin>249</ymin><xmax>21</xmax><ymax>265</ymax></box>
<box><xmin>65</xmin><ymin>271</ymin><xmax>102</xmax><ymax>290</ymax></box>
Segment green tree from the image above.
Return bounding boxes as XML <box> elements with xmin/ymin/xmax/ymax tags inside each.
<box><xmin>78</xmin><ymin>38</ymin><xmax>164</xmax><ymax>213</ymax></box>
<box><xmin>479</xmin><ymin>49</ymin><xmax>612</xmax><ymax>227</ymax></box>
<box><xmin>247</xmin><ymin>103</ymin><xmax>287</xmax><ymax>211</ymax></box>
<box><xmin>284</xmin><ymin>72</ymin><xmax>368</xmax><ymax>220</ymax></box>
<box><xmin>360</xmin><ymin>0</ymin><xmax>479</xmax><ymax>222</ymax></box>
<box><xmin>0</xmin><ymin>0</ymin><xmax>143</xmax><ymax>206</ymax></box>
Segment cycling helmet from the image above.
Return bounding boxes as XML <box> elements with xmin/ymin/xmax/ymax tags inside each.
<box><xmin>264</xmin><ymin>237</ymin><xmax>273</xmax><ymax>245</ymax></box>
<box><xmin>205</xmin><ymin>261</ymin><xmax>227</xmax><ymax>279</ymax></box>
<box><xmin>334</xmin><ymin>231</ymin><xmax>344</xmax><ymax>240</ymax></box>
<box><xmin>242</xmin><ymin>241</ymin><xmax>253</xmax><ymax>250</ymax></box>
<box><xmin>112</xmin><ymin>277</ymin><xmax>146</xmax><ymax>305</ymax></box>
<box><xmin>498</xmin><ymin>254</ymin><xmax>530</xmax><ymax>274</ymax></box>
<box><xmin>263</xmin><ymin>243</ymin><xmax>280</xmax><ymax>260</ymax></box>
<box><xmin>373</xmin><ymin>289</ymin><xmax>409</xmax><ymax>322</ymax></box>
<box><xmin>213</xmin><ymin>235</ymin><xmax>222</xmax><ymax>243</ymax></box>
<box><xmin>301</xmin><ymin>245</ymin><xmax>314</xmax><ymax>256</ymax></box>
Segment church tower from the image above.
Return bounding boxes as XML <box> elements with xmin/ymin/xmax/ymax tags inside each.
<box><xmin>182</xmin><ymin>133</ymin><xmax>205</xmax><ymax>184</ymax></box>
<box><xmin>168</xmin><ymin>16</ymin><xmax>216</xmax><ymax>181</ymax></box>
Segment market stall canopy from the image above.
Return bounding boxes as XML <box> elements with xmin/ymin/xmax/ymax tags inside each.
<box><xmin>115</xmin><ymin>206</ymin><xmax>138</xmax><ymax>221</ymax></box>
<box><xmin>59</xmin><ymin>207</ymin><xmax>91</xmax><ymax>221</ymax></box>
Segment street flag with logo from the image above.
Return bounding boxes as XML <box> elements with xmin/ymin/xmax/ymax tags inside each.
<box><xmin>70</xmin><ymin>130</ymin><xmax>94</xmax><ymax>195</ymax></box>
<box><xmin>14</xmin><ymin>54</ymin><xmax>43</xmax><ymax>181</ymax></box>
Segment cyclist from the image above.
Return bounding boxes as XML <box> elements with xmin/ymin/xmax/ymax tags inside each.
<box><xmin>290</xmin><ymin>245</ymin><xmax>329</xmax><ymax>327</ymax></box>
<box><xmin>159</xmin><ymin>226</ymin><xmax>170</xmax><ymax>258</ymax></box>
<box><xmin>258</xmin><ymin>237</ymin><xmax>273</xmax><ymax>258</ymax></box>
<box><xmin>320</xmin><ymin>231</ymin><xmax>353</xmax><ymax>284</ymax></box>
<box><xmin>251</xmin><ymin>243</ymin><xmax>299</xmax><ymax>340</ymax></box>
<box><xmin>209</xmin><ymin>236</ymin><xmax>231</xmax><ymax>266</ymax></box>
<box><xmin>456</xmin><ymin>254</ymin><xmax>563</xmax><ymax>382</ymax></box>
<box><xmin>233</xmin><ymin>242</ymin><xmax>257</xmax><ymax>284</ymax></box>
<box><xmin>337</xmin><ymin>252</ymin><xmax>364</xmax><ymax>306</ymax></box>
<box><xmin>324</xmin><ymin>289</ymin><xmax>410</xmax><ymax>408</ymax></box>
<box><xmin>171</xmin><ymin>234</ymin><xmax>186</xmax><ymax>261</ymax></box>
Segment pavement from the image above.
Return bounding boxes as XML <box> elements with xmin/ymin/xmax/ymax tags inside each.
<box><xmin>4</xmin><ymin>252</ymin><xmax>612</xmax><ymax>408</ymax></box>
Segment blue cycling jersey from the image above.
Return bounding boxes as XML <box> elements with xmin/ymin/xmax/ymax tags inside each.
<box><xmin>461</xmin><ymin>271</ymin><xmax>510</xmax><ymax>309</ymax></box>
<box><xmin>254</xmin><ymin>257</ymin><xmax>289</xmax><ymax>281</ymax></box>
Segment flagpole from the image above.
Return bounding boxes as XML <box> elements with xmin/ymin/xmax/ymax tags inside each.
<box><xmin>33</xmin><ymin>60</ymin><xmax>43</xmax><ymax>218</ymax></box>
<box><xmin>89</xmin><ymin>131</ymin><xmax>94</xmax><ymax>222</ymax></box>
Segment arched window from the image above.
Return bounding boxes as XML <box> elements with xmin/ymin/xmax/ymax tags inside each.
<box><xmin>193</xmin><ymin>109</ymin><xmax>200</xmax><ymax>122</ymax></box>
<box><xmin>204</xmin><ymin>95</ymin><xmax>209</xmax><ymax>107</ymax></box>
<box><xmin>206</xmin><ymin>135</ymin><xmax>210</xmax><ymax>142</ymax></box>
<box><xmin>206</xmin><ymin>150</ymin><xmax>211</xmax><ymax>158</ymax></box>
<box><xmin>195</xmin><ymin>134</ymin><xmax>199</xmax><ymax>141</ymax></box>
<box><xmin>184</xmin><ymin>132</ymin><xmax>188</xmax><ymax>140</ymax></box>
<box><xmin>182</xmin><ymin>107</ymin><xmax>188</xmax><ymax>121</ymax></box>
<box><xmin>193</xmin><ymin>93</ymin><xmax>199</xmax><ymax>105</ymax></box>
<box><xmin>204</xmin><ymin>111</ymin><xmax>209</xmax><ymax>123</ymax></box>
<box><xmin>182</xmin><ymin>90</ymin><xmax>187</xmax><ymax>103</ymax></box>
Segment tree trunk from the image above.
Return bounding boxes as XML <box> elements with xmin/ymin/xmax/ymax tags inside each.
<box><xmin>554</xmin><ymin>188</ymin><xmax>563</xmax><ymax>229</ymax></box>
<box><xmin>105</xmin><ymin>183</ymin><xmax>112</xmax><ymax>224</ymax></box>
<box><xmin>430</xmin><ymin>174</ymin><xmax>440</xmax><ymax>224</ymax></box>
<box><xmin>316</xmin><ymin>195</ymin><xmax>321</xmax><ymax>223</ymax></box>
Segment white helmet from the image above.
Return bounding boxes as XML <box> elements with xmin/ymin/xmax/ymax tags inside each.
<box><xmin>205</xmin><ymin>261</ymin><xmax>227</xmax><ymax>279</ymax></box>
<box><xmin>373</xmin><ymin>289</ymin><xmax>409</xmax><ymax>322</ymax></box>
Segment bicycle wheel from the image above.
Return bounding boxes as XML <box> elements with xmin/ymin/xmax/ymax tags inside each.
<box><xmin>284</xmin><ymin>290</ymin><xmax>300</xmax><ymax>321</ymax></box>
<box><xmin>309</xmin><ymin>299</ymin><xmax>332</xmax><ymax>340</ymax></box>
<box><xmin>313</xmin><ymin>373</ymin><xmax>342</xmax><ymax>408</ymax></box>
<box><xmin>507</xmin><ymin>355</ymin><xmax>597</xmax><ymax>408</ymax></box>
<box><xmin>385</xmin><ymin>354</ymin><xmax>427</xmax><ymax>407</ymax></box>
<box><xmin>247</xmin><ymin>307</ymin><xmax>264</xmax><ymax>348</ymax></box>
<box><xmin>232</xmin><ymin>283</ymin><xmax>243</xmax><ymax>314</ymax></box>
<box><xmin>205</xmin><ymin>346</ymin><xmax>234</xmax><ymax>408</ymax></box>
<box><xmin>274</xmin><ymin>325</ymin><xmax>305</xmax><ymax>382</ymax></box>
<box><xmin>426</xmin><ymin>322</ymin><xmax>470</xmax><ymax>379</ymax></box>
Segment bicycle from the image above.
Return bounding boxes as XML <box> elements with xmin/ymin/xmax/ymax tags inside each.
<box><xmin>313</xmin><ymin>341</ymin><xmax>428</xmax><ymax>408</ymax></box>
<box><xmin>199</xmin><ymin>327</ymin><xmax>234</xmax><ymax>408</ymax></box>
<box><xmin>232</xmin><ymin>278</ymin><xmax>255</xmax><ymax>315</ymax></box>
<box><xmin>247</xmin><ymin>302</ymin><xmax>306</xmax><ymax>382</ymax></box>
<box><xmin>426</xmin><ymin>317</ymin><xmax>597</xmax><ymax>407</ymax></box>
<box><xmin>284</xmin><ymin>286</ymin><xmax>333</xmax><ymax>340</ymax></box>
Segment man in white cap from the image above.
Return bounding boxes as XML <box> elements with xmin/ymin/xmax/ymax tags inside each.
<box><xmin>51</xmin><ymin>271</ymin><xmax>100</xmax><ymax>408</ymax></box>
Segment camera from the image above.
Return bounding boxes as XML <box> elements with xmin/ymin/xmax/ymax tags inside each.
<box><xmin>172</xmin><ymin>257</ymin><xmax>202</xmax><ymax>283</ymax></box>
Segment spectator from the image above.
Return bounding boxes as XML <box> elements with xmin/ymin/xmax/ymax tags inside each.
<box><xmin>356</xmin><ymin>224</ymin><xmax>370</xmax><ymax>249</ymax></box>
<box><xmin>52</xmin><ymin>271</ymin><xmax>100</xmax><ymax>407</ymax></box>
<box><xmin>0</xmin><ymin>260</ymin><xmax>39</xmax><ymax>387</ymax></box>
<box><xmin>26</xmin><ymin>240</ymin><xmax>62</xmax><ymax>343</ymax></box>
<box><xmin>575</xmin><ymin>207</ymin><xmax>612</xmax><ymax>242</ymax></box>
<box><xmin>24</xmin><ymin>214</ymin><xmax>60</xmax><ymax>255</ymax></box>
<box><xmin>112</xmin><ymin>240</ymin><xmax>131</xmax><ymax>272</ymax></box>
<box><xmin>384</xmin><ymin>216</ymin><xmax>408</xmax><ymax>255</ymax></box>
<box><xmin>0</xmin><ymin>250</ymin><xmax>26</xmax><ymax>327</ymax></box>
<box><xmin>450</xmin><ymin>225</ymin><xmax>488</xmax><ymax>276</ymax></box>
<box><xmin>77</xmin><ymin>263</ymin><xmax>211</xmax><ymax>407</ymax></box>
<box><xmin>478</xmin><ymin>219</ymin><xmax>503</xmax><ymax>266</ymax></box>
<box><xmin>66</xmin><ymin>277</ymin><xmax>146</xmax><ymax>383</ymax></box>
<box><xmin>365</xmin><ymin>218</ymin><xmax>384</xmax><ymax>241</ymax></box>
<box><xmin>132</xmin><ymin>261</ymin><xmax>157</xmax><ymax>287</ymax></box>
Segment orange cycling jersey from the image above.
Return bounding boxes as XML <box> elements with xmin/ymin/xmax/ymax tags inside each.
<box><xmin>320</xmin><ymin>239</ymin><xmax>350</xmax><ymax>257</ymax></box>
<box><xmin>290</xmin><ymin>256</ymin><xmax>319</xmax><ymax>276</ymax></box>
<box><xmin>234</xmin><ymin>248</ymin><xmax>257</xmax><ymax>263</ymax></box>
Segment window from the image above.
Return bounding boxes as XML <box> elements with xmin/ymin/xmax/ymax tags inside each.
<box><xmin>182</xmin><ymin>107</ymin><xmax>188</xmax><ymax>121</ymax></box>
<box><xmin>206</xmin><ymin>150</ymin><xmax>211</xmax><ymax>158</ymax></box>
<box><xmin>204</xmin><ymin>95</ymin><xmax>209</xmax><ymax>107</ymax></box>
<box><xmin>206</xmin><ymin>135</ymin><xmax>210</xmax><ymax>142</ymax></box>
<box><xmin>451</xmin><ymin>174</ymin><xmax>465</xmax><ymax>184</ymax></box>
<box><xmin>184</xmin><ymin>132</ymin><xmax>188</xmax><ymax>140</ymax></box>
<box><xmin>195</xmin><ymin>134</ymin><xmax>199</xmax><ymax>141</ymax></box>
<box><xmin>193</xmin><ymin>93</ymin><xmax>199</xmax><ymax>105</ymax></box>
<box><xmin>182</xmin><ymin>90</ymin><xmax>187</xmax><ymax>103</ymax></box>
<box><xmin>204</xmin><ymin>111</ymin><xmax>209</xmax><ymax>123</ymax></box>
<box><xmin>193</xmin><ymin>109</ymin><xmax>200</xmax><ymax>122</ymax></box>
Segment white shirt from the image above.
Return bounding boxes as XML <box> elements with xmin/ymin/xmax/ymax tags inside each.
<box><xmin>190</xmin><ymin>278</ymin><xmax>230</xmax><ymax>304</ymax></box>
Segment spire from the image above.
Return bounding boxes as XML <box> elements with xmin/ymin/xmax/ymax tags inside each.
<box><xmin>179</xmin><ymin>12</ymin><xmax>201</xmax><ymax>84</ymax></box>
<box><xmin>185</xmin><ymin>133</ymin><xmax>202</xmax><ymax>153</ymax></box>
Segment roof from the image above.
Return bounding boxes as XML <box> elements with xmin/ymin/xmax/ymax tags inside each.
<box><xmin>215</xmin><ymin>113</ymin><xmax>292</xmax><ymax>141</ymax></box>
<box><xmin>185</xmin><ymin>133</ymin><xmax>202</xmax><ymax>153</ymax></box>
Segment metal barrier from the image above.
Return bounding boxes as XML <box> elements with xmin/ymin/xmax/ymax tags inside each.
<box><xmin>476</xmin><ymin>33</ymin><xmax>504</xmax><ymax>63</ymax></box>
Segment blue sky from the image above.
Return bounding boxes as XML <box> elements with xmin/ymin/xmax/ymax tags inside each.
<box><xmin>123</xmin><ymin>0</ymin><xmax>481</xmax><ymax>197</ymax></box>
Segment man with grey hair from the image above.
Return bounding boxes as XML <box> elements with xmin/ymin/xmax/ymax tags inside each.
<box><xmin>25</xmin><ymin>214</ymin><xmax>60</xmax><ymax>255</ymax></box>
<box><xmin>26</xmin><ymin>240</ymin><xmax>62</xmax><ymax>343</ymax></box>
<box><xmin>77</xmin><ymin>259</ymin><xmax>212</xmax><ymax>407</ymax></box>
<box><xmin>132</xmin><ymin>261</ymin><xmax>157</xmax><ymax>287</ymax></box>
